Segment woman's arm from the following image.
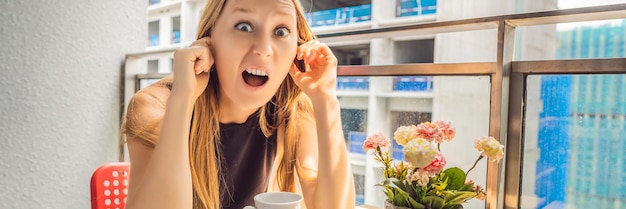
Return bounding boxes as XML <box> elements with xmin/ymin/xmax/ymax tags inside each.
<box><xmin>125</xmin><ymin>91</ymin><xmax>195</xmax><ymax>209</ymax></box>
<box><xmin>290</xmin><ymin>40</ymin><xmax>356</xmax><ymax>209</ymax></box>
<box><xmin>301</xmin><ymin>96</ymin><xmax>356</xmax><ymax>209</ymax></box>
<box><xmin>125</xmin><ymin>37</ymin><xmax>213</xmax><ymax>209</ymax></box>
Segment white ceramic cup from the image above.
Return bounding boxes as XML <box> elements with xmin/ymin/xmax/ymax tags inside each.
<box><xmin>242</xmin><ymin>192</ymin><xmax>303</xmax><ymax>209</ymax></box>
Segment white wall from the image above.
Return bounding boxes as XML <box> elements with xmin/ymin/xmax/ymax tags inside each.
<box><xmin>0</xmin><ymin>1</ymin><xmax>145</xmax><ymax>208</ymax></box>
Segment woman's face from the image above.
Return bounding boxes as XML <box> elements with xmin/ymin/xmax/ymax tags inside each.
<box><xmin>210</xmin><ymin>0</ymin><xmax>298</xmax><ymax>110</ymax></box>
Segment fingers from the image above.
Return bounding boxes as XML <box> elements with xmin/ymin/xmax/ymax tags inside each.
<box><xmin>291</xmin><ymin>40</ymin><xmax>336</xmax><ymax>79</ymax></box>
<box><xmin>296</xmin><ymin>40</ymin><xmax>315</xmax><ymax>61</ymax></box>
<box><xmin>288</xmin><ymin>62</ymin><xmax>302</xmax><ymax>78</ymax></box>
<box><xmin>191</xmin><ymin>36</ymin><xmax>211</xmax><ymax>47</ymax></box>
<box><xmin>188</xmin><ymin>37</ymin><xmax>213</xmax><ymax>74</ymax></box>
<box><xmin>296</xmin><ymin>40</ymin><xmax>333</xmax><ymax>65</ymax></box>
<box><xmin>192</xmin><ymin>47</ymin><xmax>211</xmax><ymax>74</ymax></box>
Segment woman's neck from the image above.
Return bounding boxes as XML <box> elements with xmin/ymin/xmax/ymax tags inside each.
<box><xmin>217</xmin><ymin>96</ymin><xmax>259</xmax><ymax>124</ymax></box>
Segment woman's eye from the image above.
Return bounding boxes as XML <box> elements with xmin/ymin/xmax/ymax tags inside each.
<box><xmin>235</xmin><ymin>23</ymin><xmax>253</xmax><ymax>32</ymax></box>
<box><xmin>274</xmin><ymin>27</ymin><xmax>290</xmax><ymax>37</ymax></box>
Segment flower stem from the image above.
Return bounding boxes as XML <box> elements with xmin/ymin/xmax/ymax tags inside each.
<box><xmin>377</xmin><ymin>147</ymin><xmax>393</xmax><ymax>179</ymax></box>
<box><xmin>466</xmin><ymin>155</ymin><xmax>484</xmax><ymax>176</ymax></box>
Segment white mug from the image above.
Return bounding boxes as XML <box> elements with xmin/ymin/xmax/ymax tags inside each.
<box><xmin>243</xmin><ymin>192</ymin><xmax>303</xmax><ymax>209</ymax></box>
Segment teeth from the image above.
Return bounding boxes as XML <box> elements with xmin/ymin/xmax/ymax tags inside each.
<box><xmin>245</xmin><ymin>69</ymin><xmax>268</xmax><ymax>76</ymax></box>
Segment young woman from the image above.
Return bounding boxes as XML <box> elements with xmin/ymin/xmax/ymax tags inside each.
<box><xmin>122</xmin><ymin>0</ymin><xmax>355</xmax><ymax>208</ymax></box>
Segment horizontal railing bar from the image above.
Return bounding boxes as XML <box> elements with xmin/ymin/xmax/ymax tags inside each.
<box><xmin>127</xmin><ymin>46</ymin><xmax>180</xmax><ymax>57</ymax></box>
<box><xmin>512</xmin><ymin>58</ymin><xmax>626</xmax><ymax>74</ymax></box>
<box><xmin>136</xmin><ymin>73</ymin><xmax>170</xmax><ymax>79</ymax></box>
<box><xmin>318</xmin><ymin>21</ymin><xmax>498</xmax><ymax>43</ymax></box>
<box><xmin>133</xmin><ymin>59</ymin><xmax>626</xmax><ymax>78</ymax></box>
<box><xmin>317</xmin><ymin>4</ymin><xmax>626</xmax><ymax>43</ymax></box>
<box><xmin>337</xmin><ymin>62</ymin><xmax>497</xmax><ymax>76</ymax></box>
<box><xmin>134</xmin><ymin>63</ymin><xmax>498</xmax><ymax>78</ymax></box>
<box><xmin>507</xmin><ymin>4</ymin><xmax>626</xmax><ymax>26</ymax></box>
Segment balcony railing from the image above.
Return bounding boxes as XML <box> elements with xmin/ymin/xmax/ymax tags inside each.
<box><xmin>124</xmin><ymin>4</ymin><xmax>626</xmax><ymax>209</ymax></box>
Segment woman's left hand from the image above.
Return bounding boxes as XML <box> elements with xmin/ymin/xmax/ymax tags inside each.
<box><xmin>290</xmin><ymin>40</ymin><xmax>338</xmax><ymax>101</ymax></box>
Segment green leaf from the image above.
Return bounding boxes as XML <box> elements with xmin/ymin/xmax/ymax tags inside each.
<box><xmin>393</xmin><ymin>191</ymin><xmax>409</xmax><ymax>206</ymax></box>
<box><xmin>406</xmin><ymin>182</ymin><xmax>419</xmax><ymax>200</ymax></box>
<box><xmin>391</xmin><ymin>178</ymin><xmax>407</xmax><ymax>191</ymax></box>
<box><xmin>407</xmin><ymin>196</ymin><xmax>426</xmax><ymax>209</ymax></box>
<box><xmin>443</xmin><ymin>191</ymin><xmax>477</xmax><ymax>205</ymax></box>
<box><xmin>385</xmin><ymin>187</ymin><xmax>394</xmax><ymax>201</ymax></box>
<box><xmin>459</xmin><ymin>183</ymin><xmax>473</xmax><ymax>191</ymax></box>
<box><xmin>421</xmin><ymin>196</ymin><xmax>445</xmax><ymax>209</ymax></box>
<box><xmin>442</xmin><ymin>168</ymin><xmax>466</xmax><ymax>190</ymax></box>
<box><xmin>383</xmin><ymin>179</ymin><xmax>409</xmax><ymax>196</ymax></box>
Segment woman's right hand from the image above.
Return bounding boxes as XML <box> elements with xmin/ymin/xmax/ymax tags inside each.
<box><xmin>171</xmin><ymin>37</ymin><xmax>213</xmax><ymax>101</ymax></box>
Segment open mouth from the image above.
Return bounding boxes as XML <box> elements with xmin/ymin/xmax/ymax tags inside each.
<box><xmin>242</xmin><ymin>69</ymin><xmax>269</xmax><ymax>87</ymax></box>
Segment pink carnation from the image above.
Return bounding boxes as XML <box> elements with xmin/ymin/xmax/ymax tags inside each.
<box><xmin>434</xmin><ymin>121</ymin><xmax>456</xmax><ymax>142</ymax></box>
<box><xmin>473</xmin><ymin>185</ymin><xmax>486</xmax><ymax>200</ymax></box>
<box><xmin>416</xmin><ymin>122</ymin><xmax>442</xmax><ymax>143</ymax></box>
<box><xmin>363</xmin><ymin>132</ymin><xmax>390</xmax><ymax>152</ymax></box>
<box><xmin>421</xmin><ymin>152</ymin><xmax>446</xmax><ymax>175</ymax></box>
<box><xmin>475</xmin><ymin>191</ymin><xmax>486</xmax><ymax>200</ymax></box>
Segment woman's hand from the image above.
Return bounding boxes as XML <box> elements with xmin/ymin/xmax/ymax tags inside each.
<box><xmin>290</xmin><ymin>40</ymin><xmax>356</xmax><ymax>208</ymax></box>
<box><xmin>289</xmin><ymin>40</ymin><xmax>338</xmax><ymax>101</ymax></box>
<box><xmin>171</xmin><ymin>37</ymin><xmax>213</xmax><ymax>101</ymax></box>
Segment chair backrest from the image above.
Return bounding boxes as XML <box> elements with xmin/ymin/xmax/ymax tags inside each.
<box><xmin>90</xmin><ymin>162</ymin><xmax>130</xmax><ymax>209</ymax></box>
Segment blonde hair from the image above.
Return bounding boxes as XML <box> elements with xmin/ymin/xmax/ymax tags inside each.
<box><xmin>123</xmin><ymin>0</ymin><xmax>316</xmax><ymax>208</ymax></box>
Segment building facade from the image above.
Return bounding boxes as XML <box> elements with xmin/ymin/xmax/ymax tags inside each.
<box><xmin>533</xmin><ymin>19</ymin><xmax>626</xmax><ymax>209</ymax></box>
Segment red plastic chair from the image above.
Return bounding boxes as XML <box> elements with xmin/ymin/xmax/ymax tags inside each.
<box><xmin>90</xmin><ymin>162</ymin><xmax>130</xmax><ymax>209</ymax></box>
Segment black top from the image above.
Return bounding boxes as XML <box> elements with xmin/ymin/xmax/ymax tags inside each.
<box><xmin>161</xmin><ymin>80</ymin><xmax>277</xmax><ymax>208</ymax></box>
<box><xmin>218</xmin><ymin>111</ymin><xmax>277</xmax><ymax>209</ymax></box>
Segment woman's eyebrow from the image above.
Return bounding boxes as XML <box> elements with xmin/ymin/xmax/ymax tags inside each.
<box><xmin>232</xmin><ymin>7</ymin><xmax>251</xmax><ymax>14</ymax></box>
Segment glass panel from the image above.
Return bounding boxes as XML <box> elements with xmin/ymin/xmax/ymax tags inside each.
<box><xmin>354</xmin><ymin>173</ymin><xmax>366</xmax><ymax>206</ymax></box>
<box><xmin>435</xmin><ymin>29</ymin><xmax>498</xmax><ymax>63</ymax></box>
<box><xmin>558</xmin><ymin>1</ymin><xmax>626</xmax><ymax>9</ymax></box>
<box><xmin>345</xmin><ymin>76</ymin><xmax>491</xmax><ymax>208</ymax></box>
<box><xmin>515</xmin><ymin>19</ymin><xmax>626</xmax><ymax>61</ymax></box>
<box><xmin>332</xmin><ymin>44</ymin><xmax>371</xmax><ymax>91</ymax></box>
<box><xmin>342</xmin><ymin>108</ymin><xmax>368</xmax><ymax>153</ymax></box>
<box><xmin>394</xmin><ymin>39</ymin><xmax>434</xmax><ymax>64</ymax></box>
<box><xmin>557</xmin><ymin>19</ymin><xmax>626</xmax><ymax>59</ymax></box>
<box><xmin>522</xmin><ymin>74</ymin><xmax>626</xmax><ymax>209</ymax></box>
<box><xmin>392</xmin><ymin>38</ymin><xmax>434</xmax><ymax>92</ymax></box>
<box><xmin>137</xmin><ymin>78</ymin><xmax>160</xmax><ymax>91</ymax></box>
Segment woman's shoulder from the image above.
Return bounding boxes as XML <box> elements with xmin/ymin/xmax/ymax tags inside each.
<box><xmin>136</xmin><ymin>76</ymin><xmax>173</xmax><ymax>105</ymax></box>
<box><xmin>128</xmin><ymin>76</ymin><xmax>172</xmax><ymax>112</ymax></box>
<box><xmin>124</xmin><ymin>76</ymin><xmax>173</xmax><ymax>139</ymax></box>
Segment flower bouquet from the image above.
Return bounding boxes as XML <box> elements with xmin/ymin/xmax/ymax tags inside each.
<box><xmin>363</xmin><ymin>121</ymin><xmax>504</xmax><ymax>209</ymax></box>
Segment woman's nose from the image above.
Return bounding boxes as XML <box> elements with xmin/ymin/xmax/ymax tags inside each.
<box><xmin>252</xmin><ymin>35</ymin><xmax>273</xmax><ymax>57</ymax></box>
